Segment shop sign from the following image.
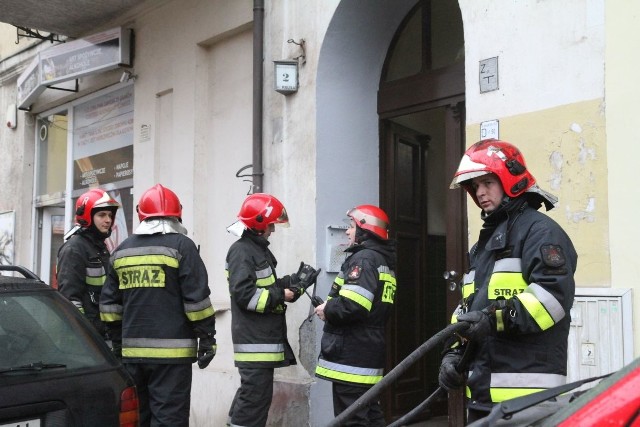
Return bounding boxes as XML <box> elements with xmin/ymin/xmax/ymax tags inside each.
<box><xmin>17</xmin><ymin>56</ymin><xmax>44</xmax><ymax>110</ymax></box>
<box><xmin>16</xmin><ymin>27</ymin><xmax>131</xmax><ymax>110</ymax></box>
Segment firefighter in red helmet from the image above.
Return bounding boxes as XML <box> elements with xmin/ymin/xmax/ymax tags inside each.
<box><xmin>100</xmin><ymin>184</ymin><xmax>217</xmax><ymax>427</ymax></box>
<box><xmin>57</xmin><ymin>188</ymin><xmax>120</xmax><ymax>338</ymax></box>
<box><xmin>439</xmin><ymin>140</ymin><xmax>577</xmax><ymax>424</ymax></box>
<box><xmin>226</xmin><ymin>193</ymin><xmax>319</xmax><ymax>427</ymax></box>
<box><xmin>314</xmin><ymin>204</ymin><xmax>397</xmax><ymax>426</ymax></box>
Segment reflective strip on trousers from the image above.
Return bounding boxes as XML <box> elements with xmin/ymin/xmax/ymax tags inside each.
<box><xmin>315</xmin><ymin>358</ymin><xmax>383</xmax><ymax>385</ymax></box>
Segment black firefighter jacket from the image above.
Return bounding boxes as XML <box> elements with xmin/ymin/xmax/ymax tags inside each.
<box><xmin>454</xmin><ymin>199</ymin><xmax>577</xmax><ymax>411</ymax></box>
<box><xmin>99</xmin><ymin>232</ymin><xmax>216</xmax><ymax>364</ymax></box>
<box><xmin>315</xmin><ymin>238</ymin><xmax>397</xmax><ymax>387</ymax></box>
<box><xmin>57</xmin><ymin>228</ymin><xmax>111</xmax><ymax>336</ymax></box>
<box><xmin>226</xmin><ymin>231</ymin><xmax>296</xmax><ymax>369</ymax></box>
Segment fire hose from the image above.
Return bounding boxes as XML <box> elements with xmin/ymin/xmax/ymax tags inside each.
<box><xmin>326</xmin><ymin>321</ymin><xmax>471</xmax><ymax>427</ymax></box>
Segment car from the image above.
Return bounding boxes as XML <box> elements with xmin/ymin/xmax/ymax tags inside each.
<box><xmin>0</xmin><ymin>265</ymin><xmax>139</xmax><ymax>427</ymax></box>
<box><xmin>467</xmin><ymin>355</ymin><xmax>640</xmax><ymax>426</ymax></box>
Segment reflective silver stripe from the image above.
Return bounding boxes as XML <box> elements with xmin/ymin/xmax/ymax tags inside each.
<box><xmin>316</xmin><ymin>359</ymin><xmax>384</xmax><ymax>377</ymax></box>
<box><xmin>527</xmin><ymin>283</ymin><xmax>565</xmax><ymax>322</ymax></box>
<box><xmin>493</xmin><ymin>258</ymin><xmax>522</xmax><ymax>272</ymax></box>
<box><xmin>491</xmin><ymin>372</ymin><xmax>566</xmax><ymax>388</ymax></box>
<box><xmin>349</xmin><ymin>210</ymin><xmax>387</xmax><ymax>229</ymax></box>
<box><xmin>99</xmin><ymin>303</ymin><xmax>123</xmax><ymax>314</ymax></box>
<box><xmin>247</xmin><ymin>288</ymin><xmax>267</xmax><ymax>311</ymax></box>
<box><xmin>463</xmin><ymin>270</ymin><xmax>475</xmax><ymax>284</ymax></box>
<box><xmin>234</xmin><ymin>343</ymin><xmax>285</xmax><ymax>353</ymax></box>
<box><xmin>378</xmin><ymin>265</ymin><xmax>393</xmax><ymax>274</ymax></box>
<box><xmin>256</xmin><ymin>266</ymin><xmax>273</xmax><ymax>279</ymax></box>
<box><xmin>114</xmin><ymin>246</ymin><xmax>181</xmax><ymax>261</ymax></box>
<box><xmin>341</xmin><ymin>284</ymin><xmax>374</xmax><ymax>302</ymax></box>
<box><xmin>184</xmin><ymin>297</ymin><xmax>212</xmax><ymax>312</ymax></box>
<box><xmin>86</xmin><ymin>267</ymin><xmax>105</xmax><ymax>276</ymax></box>
<box><xmin>123</xmin><ymin>337</ymin><xmax>197</xmax><ymax>348</ymax></box>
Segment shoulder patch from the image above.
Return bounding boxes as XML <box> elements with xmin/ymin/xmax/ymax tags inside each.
<box><xmin>347</xmin><ymin>265</ymin><xmax>362</xmax><ymax>280</ymax></box>
<box><xmin>540</xmin><ymin>244</ymin><xmax>566</xmax><ymax>268</ymax></box>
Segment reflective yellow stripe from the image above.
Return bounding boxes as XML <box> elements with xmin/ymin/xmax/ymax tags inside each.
<box><xmin>100</xmin><ymin>312</ymin><xmax>122</xmax><ymax>322</ymax></box>
<box><xmin>515</xmin><ymin>292</ymin><xmax>555</xmax><ymax>330</ymax></box>
<box><xmin>315</xmin><ymin>365</ymin><xmax>382</xmax><ymax>385</ymax></box>
<box><xmin>123</xmin><ymin>347</ymin><xmax>196</xmax><ymax>358</ymax></box>
<box><xmin>339</xmin><ymin>288</ymin><xmax>372</xmax><ymax>311</ymax></box>
<box><xmin>335</xmin><ymin>276</ymin><xmax>344</xmax><ymax>286</ymax></box>
<box><xmin>234</xmin><ymin>352</ymin><xmax>285</xmax><ymax>362</ymax></box>
<box><xmin>490</xmin><ymin>387</ymin><xmax>545</xmax><ymax>402</ymax></box>
<box><xmin>185</xmin><ymin>305</ymin><xmax>215</xmax><ymax>321</ymax></box>
<box><xmin>256</xmin><ymin>275</ymin><xmax>275</xmax><ymax>287</ymax></box>
<box><xmin>379</xmin><ymin>271</ymin><xmax>396</xmax><ymax>304</ymax></box>
<box><xmin>86</xmin><ymin>276</ymin><xmax>105</xmax><ymax>286</ymax></box>
<box><xmin>461</xmin><ymin>282</ymin><xmax>474</xmax><ymax>299</ymax></box>
<box><xmin>496</xmin><ymin>309</ymin><xmax>504</xmax><ymax>332</ymax></box>
<box><xmin>255</xmin><ymin>289</ymin><xmax>269</xmax><ymax>313</ymax></box>
<box><xmin>114</xmin><ymin>254</ymin><xmax>179</xmax><ymax>269</ymax></box>
<box><xmin>488</xmin><ymin>272</ymin><xmax>527</xmax><ymax>300</ymax></box>
<box><xmin>117</xmin><ymin>266</ymin><xmax>166</xmax><ymax>289</ymax></box>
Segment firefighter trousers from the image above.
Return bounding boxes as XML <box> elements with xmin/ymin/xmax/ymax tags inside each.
<box><xmin>228</xmin><ymin>367</ymin><xmax>274</xmax><ymax>427</ymax></box>
<box><xmin>332</xmin><ymin>382</ymin><xmax>385</xmax><ymax>427</ymax></box>
<box><xmin>125</xmin><ymin>362</ymin><xmax>192</xmax><ymax>427</ymax></box>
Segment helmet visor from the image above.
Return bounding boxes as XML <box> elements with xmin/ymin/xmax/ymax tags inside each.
<box><xmin>276</xmin><ymin>207</ymin><xmax>290</xmax><ymax>227</ymax></box>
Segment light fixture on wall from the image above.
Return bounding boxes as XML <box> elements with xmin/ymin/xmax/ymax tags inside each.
<box><xmin>273</xmin><ymin>60</ymin><xmax>298</xmax><ymax>95</ymax></box>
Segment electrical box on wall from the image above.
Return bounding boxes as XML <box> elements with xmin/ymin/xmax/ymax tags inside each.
<box><xmin>326</xmin><ymin>225</ymin><xmax>350</xmax><ymax>273</ymax></box>
<box><xmin>567</xmin><ymin>288</ymin><xmax>633</xmax><ymax>388</ymax></box>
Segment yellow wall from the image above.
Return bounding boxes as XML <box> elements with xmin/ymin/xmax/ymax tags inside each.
<box><xmin>465</xmin><ymin>98</ymin><xmax>609</xmax><ymax>288</ymax></box>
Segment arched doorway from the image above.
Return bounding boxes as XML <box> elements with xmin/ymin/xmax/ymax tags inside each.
<box><xmin>378</xmin><ymin>0</ymin><xmax>467</xmax><ymax>424</ymax></box>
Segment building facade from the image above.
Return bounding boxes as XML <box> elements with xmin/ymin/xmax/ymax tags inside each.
<box><xmin>0</xmin><ymin>0</ymin><xmax>638</xmax><ymax>425</ymax></box>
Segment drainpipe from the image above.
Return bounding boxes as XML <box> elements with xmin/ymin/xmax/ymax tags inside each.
<box><xmin>252</xmin><ymin>0</ymin><xmax>265</xmax><ymax>194</ymax></box>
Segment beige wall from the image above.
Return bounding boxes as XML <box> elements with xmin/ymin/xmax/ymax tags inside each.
<box><xmin>466</xmin><ymin>99</ymin><xmax>609</xmax><ymax>287</ymax></box>
<box><xmin>606</xmin><ymin>0</ymin><xmax>640</xmax><ymax>356</ymax></box>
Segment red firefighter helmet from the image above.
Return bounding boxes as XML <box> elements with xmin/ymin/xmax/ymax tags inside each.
<box><xmin>75</xmin><ymin>189</ymin><xmax>120</xmax><ymax>227</ymax></box>
<box><xmin>450</xmin><ymin>139</ymin><xmax>537</xmax><ymax>207</ymax></box>
<box><xmin>136</xmin><ymin>184</ymin><xmax>182</xmax><ymax>222</ymax></box>
<box><xmin>347</xmin><ymin>205</ymin><xmax>389</xmax><ymax>240</ymax></box>
<box><xmin>237</xmin><ymin>193</ymin><xmax>289</xmax><ymax>231</ymax></box>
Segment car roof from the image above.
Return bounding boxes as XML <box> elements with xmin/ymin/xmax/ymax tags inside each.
<box><xmin>0</xmin><ymin>275</ymin><xmax>49</xmax><ymax>291</ymax></box>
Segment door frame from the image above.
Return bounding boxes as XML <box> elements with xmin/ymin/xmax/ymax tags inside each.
<box><xmin>39</xmin><ymin>207</ymin><xmax>65</xmax><ymax>287</ymax></box>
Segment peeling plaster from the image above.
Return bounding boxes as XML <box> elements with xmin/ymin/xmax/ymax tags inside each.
<box><xmin>549</xmin><ymin>150</ymin><xmax>564</xmax><ymax>190</ymax></box>
<box><xmin>570</xmin><ymin>123</ymin><xmax>583</xmax><ymax>133</ymax></box>
<box><xmin>565</xmin><ymin>197</ymin><xmax>596</xmax><ymax>223</ymax></box>
<box><xmin>578</xmin><ymin>137</ymin><xmax>596</xmax><ymax>165</ymax></box>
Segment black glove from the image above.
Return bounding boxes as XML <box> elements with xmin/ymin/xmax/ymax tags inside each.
<box><xmin>197</xmin><ymin>335</ymin><xmax>217</xmax><ymax>369</ymax></box>
<box><xmin>287</xmin><ymin>262</ymin><xmax>321</xmax><ymax>302</ymax></box>
<box><xmin>457</xmin><ymin>308</ymin><xmax>494</xmax><ymax>342</ymax></box>
<box><xmin>438</xmin><ymin>351</ymin><xmax>465</xmax><ymax>391</ymax></box>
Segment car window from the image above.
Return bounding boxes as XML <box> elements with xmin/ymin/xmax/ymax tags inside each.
<box><xmin>0</xmin><ymin>292</ymin><xmax>110</xmax><ymax>371</ymax></box>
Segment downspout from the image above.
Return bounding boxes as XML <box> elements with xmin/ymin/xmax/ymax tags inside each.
<box><xmin>252</xmin><ymin>0</ymin><xmax>265</xmax><ymax>193</ymax></box>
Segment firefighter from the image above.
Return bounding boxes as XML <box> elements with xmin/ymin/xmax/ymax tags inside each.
<box><xmin>314</xmin><ymin>205</ymin><xmax>397</xmax><ymax>427</ymax></box>
<box><xmin>439</xmin><ymin>139</ymin><xmax>577</xmax><ymax>423</ymax></box>
<box><xmin>226</xmin><ymin>193</ymin><xmax>319</xmax><ymax>427</ymax></box>
<box><xmin>100</xmin><ymin>184</ymin><xmax>217</xmax><ymax>427</ymax></box>
<box><xmin>57</xmin><ymin>188</ymin><xmax>120</xmax><ymax>338</ymax></box>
